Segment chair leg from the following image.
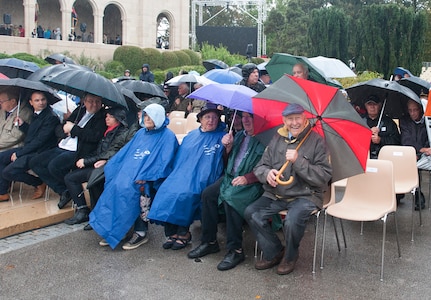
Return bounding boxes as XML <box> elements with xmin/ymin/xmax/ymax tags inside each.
<box><xmin>312</xmin><ymin>211</ymin><xmax>320</xmax><ymax>274</ymax></box>
<box><xmin>411</xmin><ymin>192</ymin><xmax>415</xmax><ymax>242</ymax></box>
<box><xmin>360</xmin><ymin>221</ymin><xmax>364</xmax><ymax>235</ymax></box>
<box><xmin>331</xmin><ymin>217</ymin><xmax>342</xmax><ymax>251</ymax></box>
<box><xmin>394</xmin><ymin>212</ymin><xmax>401</xmax><ymax>258</ymax></box>
<box><xmin>320</xmin><ymin>211</ymin><xmax>328</xmax><ymax>269</ymax></box>
<box><xmin>380</xmin><ymin>215</ymin><xmax>387</xmax><ymax>282</ymax></box>
<box><xmin>339</xmin><ymin>219</ymin><xmax>347</xmax><ymax>249</ymax></box>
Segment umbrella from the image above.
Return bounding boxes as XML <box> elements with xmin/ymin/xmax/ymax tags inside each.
<box><xmin>228</xmin><ymin>66</ymin><xmax>242</xmax><ymax>76</ymax></box>
<box><xmin>119</xmin><ymin>80</ymin><xmax>167</xmax><ymax>100</ymax></box>
<box><xmin>308</xmin><ymin>56</ymin><xmax>356</xmax><ymax>78</ymax></box>
<box><xmin>26</xmin><ymin>63</ymin><xmax>91</xmax><ymax>82</ymax></box>
<box><xmin>398</xmin><ymin>76</ymin><xmax>431</xmax><ymax>97</ymax></box>
<box><xmin>202</xmin><ymin>69</ymin><xmax>242</xmax><ymax>84</ymax></box>
<box><xmin>114</xmin><ymin>83</ymin><xmax>140</xmax><ymax>125</ymax></box>
<box><xmin>166</xmin><ymin>73</ymin><xmax>216</xmax><ymax>86</ymax></box>
<box><xmin>265</xmin><ymin>53</ymin><xmax>342</xmax><ymax>88</ymax></box>
<box><xmin>252</xmin><ymin>75</ymin><xmax>371</xmax><ymax>182</ymax></box>
<box><xmin>41</xmin><ymin>69</ymin><xmax>128</xmax><ymax>109</ymax></box>
<box><xmin>44</xmin><ymin>53</ymin><xmax>76</xmax><ymax>65</ymax></box>
<box><xmin>257</xmin><ymin>61</ymin><xmax>267</xmax><ymax>71</ymax></box>
<box><xmin>0</xmin><ymin>58</ymin><xmax>40</xmax><ymax>79</ymax></box>
<box><xmin>0</xmin><ymin>78</ymin><xmax>62</xmax><ymax>105</ymax></box>
<box><xmin>188</xmin><ymin>84</ymin><xmax>255</xmax><ymax>113</ymax></box>
<box><xmin>202</xmin><ymin>59</ymin><xmax>229</xmax><ymax>71</ymax></box>
<box><xmin>394</xmin><ymin>67</ymin><xmax>413</xmax><ymax>77</ymax></box>
<box><xmin>346</xmin><ymin>78</ymin><xmax>420</xmax><ymax>119</ymax></box>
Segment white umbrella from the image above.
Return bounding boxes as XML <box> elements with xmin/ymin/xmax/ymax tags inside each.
<box><xmin>166</xmin><ymin>74</ymin><xmax>217</xmax><ymax>86</ymax></box>
<box><xmin>309</xmin><ymin>56</ymin><xmax>356</xmax><ymax>78</ymax></box>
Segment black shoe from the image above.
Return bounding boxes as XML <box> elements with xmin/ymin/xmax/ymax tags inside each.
<box><xmin>58</xmin><ymin>190</ymin><xmax>72</xmax><ymax>209</ymax></box>
<box><xmin>187</xmin><ymin>242</ymin><xmax>220</xmax><ymax>259</ymax></box>
<box><xmin>83</xmin><ymin>224</ymin><xmax>93</xmax><ymax>231</ymax></box>
<box><xmin>64</xmin><ymin>207</ymin><xmax>90</xmax><ymax>225</ymax></box>
<box><xmin>217</xmin><ymin>250</ymin><xmax>245</xmax><ymax>271</ymax></box>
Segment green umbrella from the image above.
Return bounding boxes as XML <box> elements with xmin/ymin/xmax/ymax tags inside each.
<box><xmin>265</xmin><ymin>53</ymin><xmax>342</xmax><ymax>88</ymax></box>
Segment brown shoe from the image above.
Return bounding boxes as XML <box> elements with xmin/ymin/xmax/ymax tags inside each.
<box><xmin>32</xmin><ymin>183</ymin><xmax>47</xmax><ymax>199</ymax></box>
<box><xmin>276</xmin><ymin>255</ymin><xmax>299</xmax><ymax>275</ymax></box>
<box><xmin>0</xmin><ymin>193</ymin><xmax>9</xmax><ymax>202</ymax></box>
<box><xmin>255</xmin><ymin>248</ymin><xmax>285</xmax><ymax>270</ymax></box>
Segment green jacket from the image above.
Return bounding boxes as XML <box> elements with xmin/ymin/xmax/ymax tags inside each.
<box><xmin>219</xmin><ymin>131</ymin><xmax>265</xmax><ymax>217</ymax></box>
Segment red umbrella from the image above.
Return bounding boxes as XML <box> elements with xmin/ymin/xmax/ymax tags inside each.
<box><xmin>0</xmin><ymin>72</ymin><xmax>9</xmax><ymax>79</ymax></box>
<box><xmin>252</xmin><ymin>75</ymin><xmax>372</xmax><ymax>182</ymax></box>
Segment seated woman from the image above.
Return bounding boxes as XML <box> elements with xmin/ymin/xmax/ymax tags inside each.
<box><xmin>63</xmin><ymin>107</ymin><xmax>129</xmax><ymax>225</ymax></box>
<box><xmin>89</xmin><ymin>104</ymin><xmax>179</xmax><ymax>249</ymax></box>
<box><xmin>148</xmin><ymin>105</ymin><xmax>226</xmax><ymax>250</ymax></box>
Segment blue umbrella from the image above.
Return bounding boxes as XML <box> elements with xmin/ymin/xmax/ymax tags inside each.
<box><xmin>0</xmin><ymin>58</ymin><xmax>40</xmax><ymax>79</ymax></box>
<box><xmin>202</xmin><ymin>68</ymin><xmax>242</xmax><ymax>84</ymax></box>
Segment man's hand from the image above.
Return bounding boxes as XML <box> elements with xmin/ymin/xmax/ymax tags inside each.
<box><xmin>63</xmin><ymin>121</ymin><xmax>75</xmax><ymax>135</ymax></box>
<box><xmin>231</xmin><ymin>175</ymin><xmax>247</xmax><ymax>186</ymax></box>
<box><xmin>222</xmin><ymin>132</ymin><xmax>234</xmax><ymax>152</ymax></box>
<box><xmin>94</xmin><ymin>160</ymin><xmax>107</xmax><ymax>168</ymax></box>
<box><xmin>266</xmin><ymin>169</ymin><xmax>280</xmax><ymax>187</ymax></box>
<box><xmin>10</xmin><ymin>152</ymin><xmax>17</xmax><ymax>162</ymax></box>
<box><xmin>76</xmin><ymin>158</ymin><xmax>85</xmax><ymax>168</ymax></box>
<box><xmin>285</xmin><ymin>149</ymin><xmax>298</xmax><ymax>163</ymax></box>
<box><xmin>370</xmin><ymin>126</ymin><xmax>381</xmax><ymax>144</ymax></box>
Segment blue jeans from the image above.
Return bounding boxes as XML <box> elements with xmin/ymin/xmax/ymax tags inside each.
<box><xmin>244</xmin><ymin>196</ymin><xmax>317</xmax><ymax>262</ymax></box>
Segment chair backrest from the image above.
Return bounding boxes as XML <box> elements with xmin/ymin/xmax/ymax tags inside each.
<box><xmin>377</xmin><ymin>145</ymin><xmax>419</xmax><ymax>194</ymax></box>
<box><xmin>185</xmin><ymin>118</ymin><xmax>201</xmax><ymax>133</ymax></box>
<box><xmin>169</xmin><ymin>110</ymin><xmax>185</xmax><ymax>119</ymax></box>
<box><xmin>167</xmin><ymin>117</ymin><xmax>187</xmax><ymax>134</ymax></box>
<box><xmin>341</xmin><ymin>159</ymin><xmax>396</xmax><ymax>219</ymax></box>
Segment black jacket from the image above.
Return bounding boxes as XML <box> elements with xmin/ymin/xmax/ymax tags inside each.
<box><xmin>16</xmin><ymin>106</ymin><xmax>59</xmax><ymax>157</ymax></box>
<box><xmin>55</xmin><ymin>105</ymin><xmax>107</xmax><ymax>160</ymax></box>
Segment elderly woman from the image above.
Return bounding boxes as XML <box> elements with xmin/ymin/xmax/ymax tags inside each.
<box><xmin>148</xmin><ymin>105</ymin><xmax>226</xmax><ymax>250</ymax></box>
<box><xmin>90</xmin><ymin>104</ymin><xmax>179</xmax><ymax>249</ymax></box>
<box><xmin>63</xmin><ymin>107</ymin><xmax>129</xmax><ymax>226</ymax></box>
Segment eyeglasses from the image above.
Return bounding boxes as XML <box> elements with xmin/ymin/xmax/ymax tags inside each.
<box><xmin>0</xmin><ymin>98</ymin><xmax>12</xmax><ymax>104</ymax></box>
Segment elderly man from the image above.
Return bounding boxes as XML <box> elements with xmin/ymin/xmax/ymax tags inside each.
<box><xmin>0</xmin><ymin>88</ymin><xmax>32</xmax><ymax>152</ymax></box>
<box><xmin>363</xmin><ymin>95</ymin><xmax>400</xmax><ymax>159</ymax></box>
<box><xmin>0</xmin><ymin>91</ymin><xmax>59</xmax><ymax>201</ymax></box>
<box><xmin>244</xmin><ymin>103</ymin><xmax>332</xmax><ymax>275</ymax></box>
<box><xmin>292</xmin><ymin>63</ymin><xmax>309</xmax><ymax>80</ymax></box>
<box><xmin>169</xmin><ymin>82</ymin><xmax>192</xmax><ymax>114</ymax></box>
<box><xmin>29</xmin><ymin>94</ymin><xmax>106</xmax><ymax>208</ymax></box>
<box><xmin>237</xmin><ymin>63</ymin><xmax>266</xmax><ymax>93</ymax></box>
<box><xmin>187</xmin><ymin>111</ymin><xmax>265</xmax><ymax>271</ymax></box>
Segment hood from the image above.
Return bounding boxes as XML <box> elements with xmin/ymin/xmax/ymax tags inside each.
<box><xmin>142</xmin><ymin>64</ymin><xmax>150</xmax><ymax>71</ymax></box>
<box><xmin>141</xmin><ymin>103</ymin><xmax>166</xmax><ymax>129</ymax></box>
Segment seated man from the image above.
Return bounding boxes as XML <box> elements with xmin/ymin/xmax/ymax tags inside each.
<box><xmin>0</xmin><ymin>87</ymin><xmax>32</xmax><ymax>152</ymax></box>
<box><xmin>29</xmin><ymin>94</ymin><xmax>106</xmax><ymax>208</ymax></box>
<box><xmin>244</xmin><ymin>103</ymin><xmax>332</xmax><ymax>275</ymax></box>
<box><xmin>187</xmin><ymin>112</ymin><xmax>265</xmax><ymax>271</ymax></box>
<box><xmin>0</xmin><ymin>91</ymin><xmax>59</xmax><ymax>201</ymax></box>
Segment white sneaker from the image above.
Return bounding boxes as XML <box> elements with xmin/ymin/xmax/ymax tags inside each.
<box><xmin>99</xmin><ymin>239</ymin><xmax>109</xmax><ymax>247</ymax></box>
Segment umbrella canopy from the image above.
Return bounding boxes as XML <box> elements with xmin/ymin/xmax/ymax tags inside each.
<box><xmin>346</xmin><ymin>78</ymin><xmax>420</xmax><ymax>119</ymax></box>
<box><xmin>394</xmin><ymin>67</ymin><xmax>413</xmax><ymax>77</ymax></box>
<box><xmin>228</xmin><ymin>66</ymin><xmax>242</xmax><ymax>76</ymax></box>
<box><xmin>0</xmin><ymin>58</ymin><xmax>40</xmax><ymax>79</ymax></box>
<box><xmin>188</xmin><ymin>83</ymin><xmax>256</xmax><ymax>113</ymax></box>
<box><xmin>0</xmin><ymin>73</ymin><xmax>8</xmax><ymax>79</ymax></box>
<box><xmin>0</xmin><ymin>78</ymin><xmax>62</xmax><ymax>105</ymax></box>
<box><xmin>166</xmin><ymin>73</ymin><xmax>216</xmax><ymax>86</ymax></box>
<box><xmin>398</xmin><ymin>76</ymin><xmax>431</xmax><ymax>97</ymax></box>
<box><xmin>41</xmin><ymin>69</ymin><xmax>127</xmax><ymax>108</ymax></box>
<box><xmin>265</xmin><ymin>53</ymin><xmax>342</xmax><ymax>88</ymax></box>
<box><xmin>202</xmin><ymin>69</ymin><xmax>242</xmax><ymax>84</ymax></box>
<box><xmin>202</xmin><ymin>59</ymin><xmax>229</xmax><ymax>71</ymax></box>
<box><xmin>119</xmin><ymin>80</ymin><xmax>166</xmax><ymax>100</ymax></box>
<box><xmin>45</xmin><ymin>53</ymin><xmax>76</xmax><ymax>65</ymax></box>
<box><xmin>26</xmin><ymin>63</ymin><xmax>91</xmax><ymax>82</ymax></box>
<box><xmin>308</xmin><ymin>56</ymin><xmax>356</xmax><ymax>78</ymax></box>
<box><xmin>252</xmin><ymin>75</ymin><xmax>371</xmax><ymax>182</ymax></box>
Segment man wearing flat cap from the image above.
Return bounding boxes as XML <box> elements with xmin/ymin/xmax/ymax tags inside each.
<box><xmin>363</xmin><ymin>95</ymin><xmax>400</xmax><ymax>159</ymax></box>
<box><xmin>244</xmin><ymin>103</ymin><xmax>332</xmax><ymax>275</ymax></box>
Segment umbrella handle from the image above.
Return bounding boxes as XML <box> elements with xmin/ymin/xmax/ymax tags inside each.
<box><xmin>275</xmin><ymin>128</ymin><xmax>313</xmax><ymax>186</ymax></box>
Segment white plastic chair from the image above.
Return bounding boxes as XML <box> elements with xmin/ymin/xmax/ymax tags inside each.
<box><xmin>167</xmin><ymin>117</ymin><xmax>187</xmax><ymax>134</ymax></box>
<box><xmin>168</xmin><ymin>110</ymin><xmax>185</xmax><ymax>119</ymax></box>
<box><xmin>321</xmin><ymin>159</ymin><xmax>401</xmax><ymax>281</ymax></box>
<box><xmin>377</xmin><ymin>145</ymin><xmax>420</xmax><ymax>241</ymax></box>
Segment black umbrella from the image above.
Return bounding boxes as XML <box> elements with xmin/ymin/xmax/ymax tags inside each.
<box><xmin>41</xmin><ymin>69</ymin><xmax>128</xmax><ymax>109</ymax></box>
<box><xmin>136</xmin><ymin>97</ymin><xmax>170</xmax><ymax>112</ymax></box>
<box><xmin>228</xmin><ymin>66</ymin><xmax>242</xmax><ymax>76</ymax></box>
<box><xmin>0</xmin><ymin>78</ymin><xmax>62</xmax><ymax>105</ymax></box>
<box><xmin>203</xmin><ymin>59</ymin><xmax>229</xmax><ymax>71</ymax></box>
<box><xmin>0</xmin><ymin>58</ymin><xmax>40</xmax><ymax>79</ymax></box>
<box><xmin>27</xmin><ymin>63</ymin><xmax>91</xmax><ymax>82</ymax></box>
<box><xmin>119</xmin><ymin>80</ymin><xmax>167</xmax><ymax>100</ymax></box>
<box><xmin>45</xmin><ymin>53</ymin><xmax>76</xmax><ymax>65</ymax></box>
<box><xmin>398</xmin><ymin>76</ymin><xmax>431</xmax><ymax>97</ymax></box>
<box><xmin>114</xmin><ymin>84</ymin><xmax>140</xmax><ymax>126</ymax></box>
<box><xmin>346</xmin><ymin>78</ymin><xmax>421</xmax><ymax>119</ymax></box>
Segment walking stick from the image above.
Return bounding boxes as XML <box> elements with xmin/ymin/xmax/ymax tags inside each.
<box><xmin>275</xmin><ymin>128</ymin><xmax>313</xmax><ymax>186</ymax></box>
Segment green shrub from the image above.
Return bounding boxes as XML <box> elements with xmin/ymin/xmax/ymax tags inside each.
<box><xmin>113</xmin><ymin>46</ymin><xmax>145</xmax><ymax>73</ymax></box>
<box><xmin>160</xmin><ymin>51</ymin><xmax>179</xmax><ymax>70</ymax></box>
<box><xmin>200</xmin><ymin>42</ymin><xmax>247</xmax><ymax>67</ymax></box>
<box><xmin>12</xmin><ymin>53</ymin><xmax>47</xmax><ymax>67</ymax></box>
<box><xmin>96</xmin><ymin>70</ymin><xmax>115</xmax><ymax>80</ymax></box>
<box><xmin>181</xmin><ymin>49</ymin><xmax>201</xmax><ymax>65</ymax></box>
<box><xmin>153</xmin><ymin>70</ymin><xmax>167</xmax><ymax>84</ymax></box>
<box><xmin>104</xmin><ymin>60</ymin><xmax>125</xmax><ymax>76</ymax></box>
<box><xmin>0</xmin><ymin>53</ymin><xmax>11</xmax><ymax>59</ymax></box>
<box><xmin>141</xmin><ymin>48</ymin><xmax>162</xmax><ymax>70</ymax></box>
<box><xmin>173</xmin><ymin>51</ymin><xmax>191</xmax><ymax>67</ymax></box>
<box><xmin>339</xmin><ymin>71</ymin><xmax>382</xmax><ymax>89</ymax></box>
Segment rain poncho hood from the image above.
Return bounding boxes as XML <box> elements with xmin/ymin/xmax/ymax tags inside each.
<box><xmin>141</xmin><ymin>103</ymin><xmax>166</xmax><ymax>129</ymax></box>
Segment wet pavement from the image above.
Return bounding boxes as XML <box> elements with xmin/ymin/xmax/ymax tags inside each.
<box><xmin>1</xmin><ymin>189</ymin><xmax>431</xmax><ymax>299</ymax></box>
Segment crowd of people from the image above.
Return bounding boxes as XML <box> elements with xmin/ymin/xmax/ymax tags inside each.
<box><xmin>0</xmin><ymin>60</ymin><xmax>429</xmax><ymax>276</ymax></box>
